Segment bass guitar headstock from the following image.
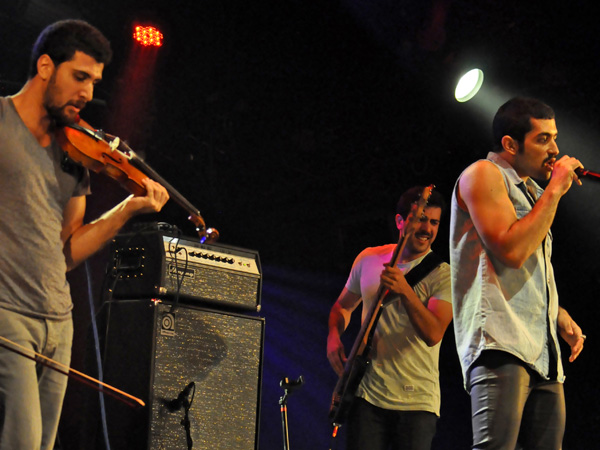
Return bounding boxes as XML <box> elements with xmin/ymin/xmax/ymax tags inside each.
<box><xmin>403</xmin><ymin>184</ymin><xmax>435</xmax><ymax>237</ymax></box>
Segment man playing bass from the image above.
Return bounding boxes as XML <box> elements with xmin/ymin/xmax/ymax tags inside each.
<box><xmin>327</xmin><ymin>186</ymin><xmax>452</xmax><ymax>450</ymax></box>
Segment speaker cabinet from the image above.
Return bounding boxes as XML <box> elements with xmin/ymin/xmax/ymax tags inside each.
<box><xmin>94</xmin><ymin>300</ymin><xmax>264</xmax><ymax>450</ymax></box>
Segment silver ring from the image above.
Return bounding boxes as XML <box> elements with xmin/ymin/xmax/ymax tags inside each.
<box><xmin>580</xmin><ymin>334</ymin><xmax>587</xmax><ymax>341</ymax></box>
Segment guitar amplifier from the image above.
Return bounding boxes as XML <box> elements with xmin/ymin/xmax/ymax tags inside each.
<box><xmin>107</xmin><ymin>230</ymin><xmax>262</xmax><ymax>311</ymax></box>
<box><xmin>87</xmin><ymin>300</ymin><xmax>264</xmax><ymax>450</ymax></box>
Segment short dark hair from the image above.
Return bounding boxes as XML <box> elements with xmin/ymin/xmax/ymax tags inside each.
<box><xmin>29</xmin><ymin>19</ymin><xmax>112</xmax><ymax>78</ymax></box>
<box><xmin>492</xmin><ymin>97</ymin><xmax>555</xmax><ymax>152</ymax></box>
<box><xmin>396</xmin><ymin>186</ymin><xmax>446</xmax><ymax>218</ymax></box>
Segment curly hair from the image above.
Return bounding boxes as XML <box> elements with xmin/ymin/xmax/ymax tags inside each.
<box><xmin>29</xmin><ymin>19</ymin><xmax>112</xmax><ymax>78</ymax></box>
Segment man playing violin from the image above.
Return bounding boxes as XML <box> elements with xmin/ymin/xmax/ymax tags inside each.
<box><xmin>327</xmin><ymin>186</ymin><xmax>453</xmax><ymax>450</ymax></box>
<box><xmin>0</xmin><ymin>20</ymin><xmax>169</xmax><ymax>449</ymax></box>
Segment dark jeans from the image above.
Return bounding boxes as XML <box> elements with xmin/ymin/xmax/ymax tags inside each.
<box><xmin>346</xmin><ymin>397</ymin><xmax>438</xmax><ymax>450</ymax></box>
<box><xmin>468</xmin><ymin>350</ymin><xmax>565</xmax><ymax>450</ymax></box>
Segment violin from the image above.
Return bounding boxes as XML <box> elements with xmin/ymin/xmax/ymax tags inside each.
<box><xmin>55</xmin><ymin>118</ymin><xmax>219</xmax><ymax>243</ymax></box>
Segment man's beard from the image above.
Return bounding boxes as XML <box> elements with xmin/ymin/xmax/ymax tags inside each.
<box><xmin>405</xmin><ymin>233</ymin><xmax>432</xmax><ymax>256</ymax></box>
<box><xmin>43</xmin><ymin>74</ymin><xmax>84</xmax><ymax>127</ymax></box>
<box><xmin>45</xmin><ymin>103</ymin><xmax>74</xmax><ymax>127</ymax></box>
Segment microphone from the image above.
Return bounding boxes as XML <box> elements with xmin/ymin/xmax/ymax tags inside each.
<box><xmin>165</xmin><ymin>382</ymin><xmax>195</xmax><ymax>411</ymax></box>
<box><xmin>280</xmin><ymin>375</ymin><xmax>304</xmax><ymax>393</ymax></box>
<box><xmin>576</xmin><ymin>167</ymin><xmax>600</xmax><ymax>181</ymax></box>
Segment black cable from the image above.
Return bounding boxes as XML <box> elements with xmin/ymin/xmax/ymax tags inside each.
<box><xmin>167</xmin><ymin>235</ymin><xmax>189</xmax><ymax>315</ymax></box>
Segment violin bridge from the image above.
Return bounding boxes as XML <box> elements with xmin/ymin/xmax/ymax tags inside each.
<box><xmin>109</xmin><ymin>137</ymin><xmax>120</xmax><ymax>152</ymax></box>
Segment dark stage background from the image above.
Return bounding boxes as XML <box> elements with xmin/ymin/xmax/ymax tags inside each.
<box><xmin>1</xmin><ymin>1</ymin><xmax>599</xmax><ymax>448</ymax></box>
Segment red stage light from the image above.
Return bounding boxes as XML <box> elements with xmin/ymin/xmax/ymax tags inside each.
<box><xmin>133</xmin><ymin>25</ymin><xmax>163</xmax><ymax>47</ymax></box>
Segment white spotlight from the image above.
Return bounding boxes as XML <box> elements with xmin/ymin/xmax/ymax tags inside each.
<box><xmin>455</xmin><ymin>68</ymin><xmax>484</xmax><ymax>102</ymax></box>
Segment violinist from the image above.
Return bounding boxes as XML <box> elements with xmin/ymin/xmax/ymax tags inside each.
<box><xmin>0</xmin><ymin>19</ymin><xmax>169</xmax><ymax>450</ymax></box>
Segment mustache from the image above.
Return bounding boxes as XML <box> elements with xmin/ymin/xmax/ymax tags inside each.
<box><xmin>67</xmin><ymin>100</ymin><xmax>87</xmax><ymax>109</ymax></box>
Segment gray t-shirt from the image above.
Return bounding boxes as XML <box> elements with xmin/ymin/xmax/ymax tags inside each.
<box><xmin>346</xmin><ymin>246</ymin><xmax>451</xmax><ymax>415</ymax></box>
<box><xmin>0</xmin><ymin>97</ymin><xmax>90</xmax><ymax>318</ymax></box>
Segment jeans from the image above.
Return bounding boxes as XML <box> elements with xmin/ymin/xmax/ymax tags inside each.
<box><xmin>468</xmin><ymin>350</ymin><xmax>565</xmax><ymax>450</ymax></box>
<box><xmin>346</xmin><ymin>397</ymin><xmax>438</xmax><ymax>450</ymax></box>
<box><xmin>0</xmin><ymin>308</ymin><xmax>73</xmax><ymax>450</ymax></box>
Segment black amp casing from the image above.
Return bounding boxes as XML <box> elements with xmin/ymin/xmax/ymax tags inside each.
<box><xmin>108</xmin><ymin>231</ymin><xmax>262</xmax><ymax>312</ymax></box>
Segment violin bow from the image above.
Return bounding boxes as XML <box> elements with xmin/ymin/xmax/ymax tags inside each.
<box><xmin>0</xmin><ymin>335</ymin><xmax>145</xmax><ymax>409</ymax></box>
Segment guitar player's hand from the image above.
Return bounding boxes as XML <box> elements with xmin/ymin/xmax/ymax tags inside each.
<box><xmin>380</xmin><ymin>264</ymin><xmax>411</xmax><ymax>296</ymax></box>
<box><xmin>327</xmin><ymin>333</ymin><xmax>347</xmax><ymax>377</ymax></box>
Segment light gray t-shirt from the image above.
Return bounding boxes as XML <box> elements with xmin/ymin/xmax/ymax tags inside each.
<box><xmin>346</xmin><ymin>246</ymin><xmax>451</xmax><ymax>416</ymax></box>
<box><xmin>0</xmin><ymin>97</ymin><xmax>90</xmax><ymax>318</ymax></box>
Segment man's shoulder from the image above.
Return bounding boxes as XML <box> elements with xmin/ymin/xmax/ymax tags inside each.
<box><xmin>432</xmin><ymin>259</ymin><xmax>451</xmax><ymax>278</ymax></box>
<box><xmin>0</xmin><ymin>97</ymin><xmax>16</xmax><ymax>124</ymax></box>
<box><xmin>0</xmin><ymin>97</ymin><xmax>8</xmax><ymax>117</ymax></box>
<box><xmin>456</xmin><ymin>158</ymin><xmax>508</xmax><ymax>204</ymax></box>
<box><xmin>357</xmin><ymin>243</ymin><xmax>395</xmax><ymax>259</ymax></box>
<box><xmin>422</xmin><ymin>257</ymin><xmax>452</xmax><ymax>300</ymax></box>
<box><xmin>462</xmin><ymin>158</ymin><xmax>502</xmax><ymax>178</ymax></box>
<box><xmin>351</xmin><ymin>244</ymin><xmax>395</xmax><ymax>269</ymax></box>
<box><xmin>410</xmin><ymin>252</ymin><xmax>449</xmax><ymax>278</ymax></box>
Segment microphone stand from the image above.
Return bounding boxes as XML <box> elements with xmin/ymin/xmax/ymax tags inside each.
<box><xmin>164</xmin><ymin>382</ymin><xmax>195</xmax><ymax>449</ymax></box>
<box><xmin>279</xmin><ymin>375</ymin><xmax>304</xmax><ymax>450</ymax></box>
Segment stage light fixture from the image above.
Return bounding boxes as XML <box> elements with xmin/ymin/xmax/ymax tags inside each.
<box><xmin>133</xmin><ymin>25</ymin><xmax>163</xmax><ymax>47</ymax></box>
<box><xmin>455</xmin><ymin>68</ymin><xmax>484</xmax><ymax>102</ymax></box>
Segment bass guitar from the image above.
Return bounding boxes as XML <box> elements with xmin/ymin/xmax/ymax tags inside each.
<box><xmin>328</xmin><ymin>185</ymin><xmax>434</xmax><ymax>429</ymax></box>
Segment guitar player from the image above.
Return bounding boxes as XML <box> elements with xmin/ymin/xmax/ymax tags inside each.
<box><xmin>327</xmin><ymin>186</ymin><xmax>453</xmax><ymax>450</ymax></box>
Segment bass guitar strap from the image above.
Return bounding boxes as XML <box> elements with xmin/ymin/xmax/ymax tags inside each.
<box><xmin>402</xmin><ymin>251</ymin><xmax>444</xmax><ymax>292</ymax></box>
<box><xmin>374</xmin><ymin>251</ymin><xmax>445</xmax><ymax>360</ymax></box>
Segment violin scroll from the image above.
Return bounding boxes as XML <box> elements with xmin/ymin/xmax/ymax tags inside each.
<box><xmin>188</xmin><ymin>214</ymin><xmax>219</xmax><ymax>244</ymax></box>
<box><xmin>204</xmin><ymin>227</ymin><xmax>220</xmax><ymax>244</ymax></box>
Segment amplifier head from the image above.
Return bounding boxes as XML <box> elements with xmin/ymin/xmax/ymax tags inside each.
<box><xmin>107</xmin><ymin>230</ymin><xmax>262</xmax><ymax>312</ymax></box>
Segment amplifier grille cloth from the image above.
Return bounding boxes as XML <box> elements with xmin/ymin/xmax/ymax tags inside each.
<box><xmin>161</xmin><ymin>261</ymin><xmax>259</xmax><ymax>309</ymax></box>
<box><xmin>150</xmin><ymin>303</ymin><xmax>263</xmax><ymax>449</ymax></box>
<box><xmin>98</xmin><ymin>300</ymin><xmax>264</xmax><ymax>450</ymax></box>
